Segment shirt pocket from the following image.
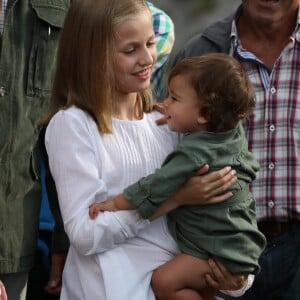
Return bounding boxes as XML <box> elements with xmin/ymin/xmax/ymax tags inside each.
<box><xmin>27</xmin><ymin>0</ymin><xmax>69</xmax><ymax>96</ymax></box>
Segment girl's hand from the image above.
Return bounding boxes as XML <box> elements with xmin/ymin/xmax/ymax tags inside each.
<box><xmin>205</xmin><ymin>258</ymin><xmax>247</xmax><ymax>291</ymax></box>
<box><xmin>153</xmin><ymin>102</ymin><xmax>169</xmax><ymax>125</ymax></box>
<box><xmin>173</xmin><ymin>165</ymin><xmax>237</xmax><ymax>207</ymax></box>
<box><xmin>149</xmin><ymin>165</ymin><xmax>237</xmax><ymax>221</ymax></box>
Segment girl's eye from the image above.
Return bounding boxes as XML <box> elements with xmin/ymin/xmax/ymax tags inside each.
<box><xmin>124</xmin><ymin>47</ymin><xmax>135</xmax><ymax>54</ymax></box>
<box><xmin>147</xmin><ymin>40</ymin><xmax>156</xmax><ymax>48</ymax></box>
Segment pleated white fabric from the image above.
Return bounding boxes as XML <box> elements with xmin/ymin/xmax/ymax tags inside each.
<box><xmin>45</xmin><ymin>106</ymin><xmax>180</xmax><ymax>300</ymax></box>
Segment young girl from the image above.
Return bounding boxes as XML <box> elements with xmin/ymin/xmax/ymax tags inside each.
<box><xmin>41</xmin><ymin>0</ymin><xmax>246</xmax><ymax>299</ymax></box>
<box><xmin>89</xmin><ymin>54</ymin><xmax>266</xmax><ymax>300</ymax></box>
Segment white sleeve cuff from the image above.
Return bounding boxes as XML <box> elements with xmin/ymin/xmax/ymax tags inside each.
<box><xmin>220</xmin><ymin>274</ymin><xmax>254</xmax><ymax>297</ymax></box>
<box><xmin>114</xmin><ymin>211</ymin><xmax>150</xmax><ymax>238</ymax></box>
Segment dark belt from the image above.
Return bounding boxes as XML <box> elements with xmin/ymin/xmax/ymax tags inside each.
<box><xmin>258</xmin><ymin>221</ymin><xmax>294</xmax><ymax>241</ymax></box>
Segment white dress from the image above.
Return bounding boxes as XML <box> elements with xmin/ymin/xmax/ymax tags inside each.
<box><xmin>45</xmin><ymin>106</ymin><xmax>180</xmax><ymax>300</ymax></box>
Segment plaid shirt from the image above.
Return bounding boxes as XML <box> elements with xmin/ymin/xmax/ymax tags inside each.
<box><xmin>230</xmin><ymin>11</ymin><xmax>300</xmax><ymax>222</ymax></box>
<box><xmin>147</xmin><ymin>2</ymin><xmax>175</xmax><ymax>99</ymax></box>
<box><xmin>0</xmin><ymin>0</ymin><xmax>7</xmax><ymax>34</ymax></box>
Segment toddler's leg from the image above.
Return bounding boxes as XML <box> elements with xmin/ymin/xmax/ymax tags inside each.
<box><xmin>151</xmin><ymin>253</ymin><xmax>219</xmax><ymax>300</ymax></box>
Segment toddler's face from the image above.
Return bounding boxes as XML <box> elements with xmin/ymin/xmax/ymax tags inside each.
<box><xmin>164</xmin><ymin>74</ymin><xmax>207</xmax><ymax>134</ymax></box>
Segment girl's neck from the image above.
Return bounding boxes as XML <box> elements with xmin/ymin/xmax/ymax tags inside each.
<box><xmin>113</xmin><ymin>92</ymin><xmax>143</xmax><ymax>121</ymax></box>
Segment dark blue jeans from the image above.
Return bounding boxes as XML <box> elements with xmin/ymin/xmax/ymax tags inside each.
<box><xmin>221</xmin><ymin>221</ymin><xmax>300</xmax><ymax>300</ymax></box>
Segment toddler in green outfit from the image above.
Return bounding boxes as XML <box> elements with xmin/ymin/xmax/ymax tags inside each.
<box><xmin>89</xmin><ymin>53</ymin><xmax>266</xmax><ymax>300</ymax></box>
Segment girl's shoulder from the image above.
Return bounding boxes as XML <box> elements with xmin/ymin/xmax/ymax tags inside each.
<box><xmin>51</xmin><ymin>105</ymin><xmax>90</xmax><ymax>121</ymax></box>
<box><xmin>47</xmin><ymin>106</ymin><xmax>98</xmax><ymax>141</ymax></box>
<box><xmin>49</xmin><ymin>106</ymin><xmax>95</xmax><ymax>129</ymax></box>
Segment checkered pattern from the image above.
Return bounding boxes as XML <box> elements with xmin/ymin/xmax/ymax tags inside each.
<box><xmin>147</xmin><ymin>2</ymin><xmax>175</xmax><ymax>98</ymax></box>
<box><xmin>230</xmin><ymin>10</ymin><xmax>300</xmax><ymax>221</ymax></box>
<box><xmin>0</xmin><ymin>0</ymin><xmax>7</xmax><ymax>34</ymax></box>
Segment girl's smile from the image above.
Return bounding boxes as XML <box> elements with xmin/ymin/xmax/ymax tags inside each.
<box><xmin>114</xmin><ymin>10</ymin><xmax>157</xmax><ymax>95</ymax></box>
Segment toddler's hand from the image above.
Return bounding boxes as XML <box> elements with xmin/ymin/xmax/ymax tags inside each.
<box><xmin>89</xmin><ymin>200</ymin><xmax>118</xmax><ymax>219</ymax></box>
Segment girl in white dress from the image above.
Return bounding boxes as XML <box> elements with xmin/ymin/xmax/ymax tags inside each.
<box><xmin>41</xmin><ymin>0</ymin><xmax>246</xmax><ymax>299</ymax></box>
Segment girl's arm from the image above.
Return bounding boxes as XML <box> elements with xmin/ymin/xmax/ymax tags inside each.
<box><xmin>150</xmin><ymin>165</ymin><xmax>236</xmax><ymax>220</ymax></box>
<box><xmin>46</xmin><ymin>109</ymin><xmax>149</xmax><ymax>256</ymax></box>
<box><xmin>88</xmin><ymin>165</ymin><xmax>236</xmax><ymax>220</ymax></box>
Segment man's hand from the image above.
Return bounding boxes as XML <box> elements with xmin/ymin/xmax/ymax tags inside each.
<box><xmin>44</xmin><ymin>252</ymin><xmax>67</xmax><ymax>296</ymax></box>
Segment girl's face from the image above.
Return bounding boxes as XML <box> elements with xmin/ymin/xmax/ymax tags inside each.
<box><xmin>114</xmin><ymin>10</ymin><xmax>157</xmax><ymax>94</ymax></box>
<box><xmin>164</xmin><ymin>74</ymin><xmax>207</xmax><ymax>134</ymax></box>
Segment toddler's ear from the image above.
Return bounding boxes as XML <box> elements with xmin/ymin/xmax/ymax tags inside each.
<box><xmin>197</xmin><ymin>115</ymin><xmax>208</xmax><ymax>125</ymax></box>
<box><xmin>238</xmin><ymin>113</ymin><xmax>247</xmax><ymax>120</ymax></box>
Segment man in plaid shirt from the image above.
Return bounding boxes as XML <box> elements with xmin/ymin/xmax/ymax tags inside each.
<box><xmin>171</xmin><ymin>0</ymin><xmax>300</xmax><ymax>299</ymax></box>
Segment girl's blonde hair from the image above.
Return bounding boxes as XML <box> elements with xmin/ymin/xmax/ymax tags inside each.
<box><xmin>40</xmin><ymin>0</ymin><xmax>153</xmax><ymax>133</ymax></box>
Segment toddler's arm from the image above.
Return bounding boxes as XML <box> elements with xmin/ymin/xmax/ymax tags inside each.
<box><xmin>89</xmin><ymin>194</ymin><xmax>134</xmax><ymax>219</ymax></box>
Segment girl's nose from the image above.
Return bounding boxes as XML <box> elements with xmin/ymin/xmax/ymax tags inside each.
<box><xmin>139</xmin><ymin>48</ymin><xmax>154</xmax><ymax>66</ymax></box>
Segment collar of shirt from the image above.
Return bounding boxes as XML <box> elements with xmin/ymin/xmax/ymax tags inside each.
<box><xmin>229</xmin><ymin>4</ymin><xmax>300</xmax><ymax>89</ymax></box>
<box><xmin>230</xmin><ymin>5</ymin><xmax>300</xmax><ymax>47</ymax></box>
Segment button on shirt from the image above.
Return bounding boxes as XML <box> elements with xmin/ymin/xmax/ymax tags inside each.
<box><xmin>230</xmin><ymin>11</ymin><xmax>300</xmax><ymax>221</ymax></box>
